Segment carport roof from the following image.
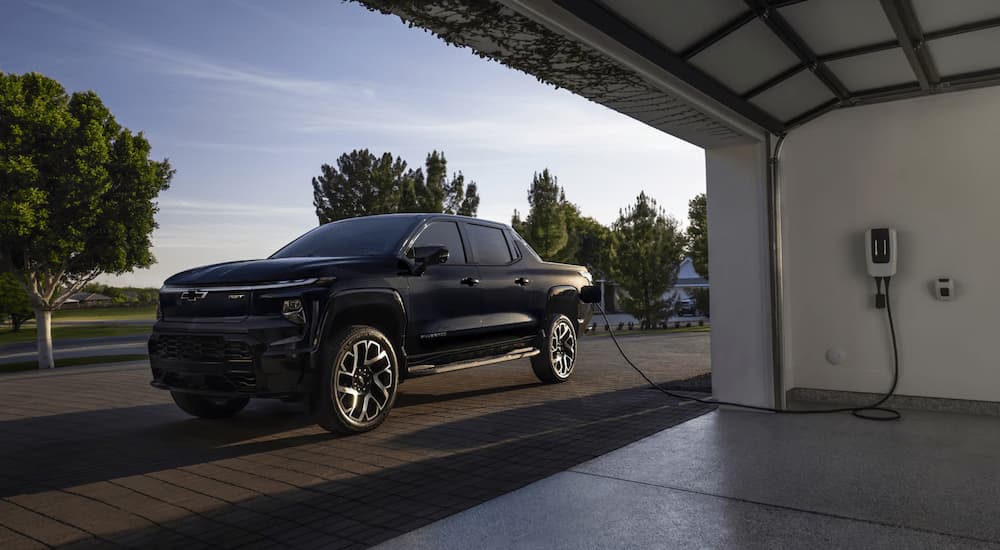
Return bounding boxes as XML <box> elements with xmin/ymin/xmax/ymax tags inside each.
<box><xmin>357</xmin><ymin>0</ymin><xmax>1000</xmax><ymax>148</ymax></box>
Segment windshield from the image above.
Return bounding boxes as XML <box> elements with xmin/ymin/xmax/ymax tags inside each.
<box><xmin>270</xmin><ymin>216</ymin><xmax>419</xmax><ymax>258</ymax></box>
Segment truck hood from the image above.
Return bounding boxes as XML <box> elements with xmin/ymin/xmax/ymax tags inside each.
<box><xmin>163</xmin><ymin>257</ymin><xmax>373</xmax><ymax>287</ymax></box>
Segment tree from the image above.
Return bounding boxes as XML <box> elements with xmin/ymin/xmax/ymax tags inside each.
<box><xmin>686</xmin><ymin>193</ymin><xmax>709</xmax><ymax>316</ymax></box>
<box><xmin>686</xmin><ymin>193</ymin><xmax>708</xmax><ymax>279</ymax></box>
<box><xmin>611</xmin><ymin>192</ymin><xmax>686</xmax><ymax>328</ymax></box>
<box><xmin>421</xmin><ymin>150</ymin><xmax>448</xmax><ymax>213</ymax></box>
<box><xmin>0</xmin><ymin>72</ymin><xmax>173</xmax><ymax>368</ymax></box>
<box><xmin>0</xmin><ymin>273</ymin><xmax>32</xmax><ymax>331</ymax></box>
<box><xmin>312</xmin><ymin>149</ymin><xmax>479</xmax><ymax>223</ymax></box>
<box><xmin>565</xmin><ymin>208</ymin><xmax>612</xmax><ymax>279</ymax></box>
<box><xmin>512</xmin><ymin>169</ymin><xmax>568</xmax><ymax>259</ymax></box>
<box><xmin>312</xmin><ymin>149</ymin><xmax>418</xmax><ymax>223</ymax></box>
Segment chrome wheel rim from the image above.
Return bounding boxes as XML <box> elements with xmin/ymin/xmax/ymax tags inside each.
<box><xmin>549</xmin><ymin>318</ymin><xmax>576</xmax><ymax>378</ymax></box>
<box><xmin>333</xmin><ymin>339</ymin><xmax>394</xmax><ymax>425</ymax></box>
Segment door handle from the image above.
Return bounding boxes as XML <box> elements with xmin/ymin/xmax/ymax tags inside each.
<box><xmin>514</xmin><ymin>277</ymin><xmax>530</xmax><ymax>286</ymax></box>
<box><xmin>460</xmin><ymin>277</ymin><xmax>480</xmax><ymax>287</ymax></box>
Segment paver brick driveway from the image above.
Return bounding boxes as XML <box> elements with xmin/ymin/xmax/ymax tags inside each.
<box><xmin>0</xmin><ymin>332</ymin><xmax>713</xmax><ymax>549</ymax></box>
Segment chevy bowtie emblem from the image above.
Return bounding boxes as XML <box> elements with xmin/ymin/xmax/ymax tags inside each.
<box><xmin>179</xmin><ymin>290</ymin><xmax>208</xmax><ymax>302</ymax></box>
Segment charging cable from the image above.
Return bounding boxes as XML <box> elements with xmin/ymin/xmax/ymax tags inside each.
<box><xmin>595</xmin><ymin>277</ymin><xmax>901</xmax><ymax>421</ymax></box>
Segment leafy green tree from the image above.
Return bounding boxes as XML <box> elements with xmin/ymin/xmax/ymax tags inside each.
<box><xmin>686</xmin><ymin>193</ymin><xmax>708</xmax><ymax>279</ymax></box>
<box><xmin>611</xmin><ymin>192</ymin><xmax>686</xmax><ymax>328</ymax></box>
<box><xmin>312</xmin><ymin>149</ymin><xmax>479</xmax><ymax>223</ymax></box>
<box><xmin>0</xmin><ymin>72</ymin><xmax>173</xmax><ymax>367</ymax></box>
<box><xmin>0</xmin><ymin>273</ymin><xmax>32</xmax><ymax>331</ymax></box>
<box><xmin>312</xmin><ymin>149</ymin><xmax>418</xmax><ymax>223</ymax></box>
<box><xmin>564</xmin><ymin>207</ymin><xmax>612</xmax><ymax>279</ymax></box>
<box><xmin>512</xmin><ymin>169</ymin><xmax>568</xmax><ymax>259</ymax></box>
<box><xmin>686</xmin><ymin>193</ymin><xmax>709</xmax><ymax>316</ymax></box>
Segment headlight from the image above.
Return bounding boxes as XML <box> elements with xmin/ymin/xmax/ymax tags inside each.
<box><xmin>156</xmin><ymin>299</ymin><xmax>163</xmax><ymax>320</ymax></box>
<box><xmin>282</xmin><ymin>299</ymin><xmax>306</xmax><ymax>325</ymax></box>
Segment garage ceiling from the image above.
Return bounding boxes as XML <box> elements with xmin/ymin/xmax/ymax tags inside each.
<box><xmin>587</xmin><ymin>0</ymin><xmax>1000</xmax><ymax>132</ymax></box>
<box><xmin>358</xmin><ymin>0</ymin><xmax>1000</xmax><ymax>145</ymax></box>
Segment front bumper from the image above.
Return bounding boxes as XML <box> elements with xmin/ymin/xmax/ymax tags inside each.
<box><xmin>148</xmin><ymin>316</ymin><xmax>314</xmax><ymax>398</ymax></box>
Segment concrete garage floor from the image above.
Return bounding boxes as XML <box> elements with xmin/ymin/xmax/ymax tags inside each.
<box><xmin>0</xmin><ymin>332</ymin><xmax>711</xmax><ymax>549</ymax></box>
<box><xmin>378</xmin><ymin>409</ymin><xmax>1000</xmax><ymax>549</ymax></box>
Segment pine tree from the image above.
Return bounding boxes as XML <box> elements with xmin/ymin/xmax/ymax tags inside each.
<box><xmin>312</xmin><ymin>149</ymin><xmax>479</xmax><ymax>224</ymax></box>
<box><xmin>519</xmin><ymin>169</ymin><xmax>568</xmax><ymax>259</ymax></box>
<box><xmin>611</xmin><ymin>192</ymin><xmax>685</xmax><ymax>328</ymax></box>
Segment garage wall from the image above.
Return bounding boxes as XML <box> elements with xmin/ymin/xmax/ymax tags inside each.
<box><xmin>706</xmin><ymin>142</ymin><xmax>775</xmax><ymax>408</ymax></box>
<box><xmin>781</xmin><ymin>86</ymin><xmax>1000</xmax><ymax>402</ymax></box>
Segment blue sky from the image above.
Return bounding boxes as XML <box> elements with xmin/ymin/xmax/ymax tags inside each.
<box><xmin>1</xmin><ymin>0</ymin><xmax>705</xmax><ymax>287</ymax></box>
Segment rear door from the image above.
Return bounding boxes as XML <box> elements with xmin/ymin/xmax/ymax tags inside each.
<box><xmin>463</xmin><ymin>222</ymin><xmax>534</xmax><ymax>343</ymax></box>
<box><xmin>405</xmin><ymin>220</ymin><xmax>482</xmax><ymax>356</ymax></box>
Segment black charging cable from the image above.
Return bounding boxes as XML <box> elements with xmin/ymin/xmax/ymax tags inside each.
<box><xmin>595</xmin><ymin>277</ymin><xmax>901</xmax><ymax>421</ymax></box>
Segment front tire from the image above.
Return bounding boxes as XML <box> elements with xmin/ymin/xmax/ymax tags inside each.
<box><xmin>531</xmin><ymin>314</ymin><xmax>578</xmax><ymax>383</ymax></box>
<box><xmin>316</xmin><ymin>325</ymin><xmax>399</xmax><ymax>434</ymax></box>
<box><xmin>171</xmin><ymin>392</ymin><xmax>249</xmax><ymax>419</ymax></box>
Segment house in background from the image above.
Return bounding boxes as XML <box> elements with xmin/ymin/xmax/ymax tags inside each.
<box><xmin>597</xmin><ymin>257</ymin><xmax>708</xmax><ymax>324</ymax></box>
<box><xmin>63</xmin><ymin>292</ymin><xmax>113</xmax><ymax>309</ymax></box>
<box><xmin>666</xmin><ymin>258</ymin><xmax>709</xmax><ymax>316</ymax></box>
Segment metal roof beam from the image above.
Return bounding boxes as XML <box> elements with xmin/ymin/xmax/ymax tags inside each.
<box><xmin>925</xmin><ymin>15</ymin><xmax>1000</xmax><ymax>41</ymax></box>
<box><xmin>553</xmin><ymin>0</ymin><xmax>786</xmax><ymax>135</ymax></box>
<box><xmin>744</xmin><ymin>0</ymin><xmax>850</xmax><ymax>101</ymax></box>
<box><xmin>818</xmin><ymin>39</ymin><xmax>899</xmax><ymax>63</ymax></box>
<box><xmin>680</xmin><ymin>0</ymin><xmax>813</xmax><ymax>60</ymax></box>
<box><xmin>743</xmin><ymin>64</ymin><xmax>807</xmax><ymax>98</ymax></box>
<box><xmin>681</xmin><ymin>11</ymin><xmax>755</xmax><ymax>60</ymax></box>
<box><xmin>879</xmin><ymin>0</ymin><xmax>938</xmax><ymax>91</ymax></box>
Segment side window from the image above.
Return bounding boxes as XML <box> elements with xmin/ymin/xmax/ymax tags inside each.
<box><xmin>412</xmin><ymin>221</ymin><xmax>466</xmax><ymax>264</ymax></box>
<box><xmin>505</xmin><ymin>229</ymin><xmax>521</xmax><ymax>260</ymax></box>
<box><xmin>466</xmin><ymin>224</ymin><xmax>514</xmax><ymax>265</ymax></box>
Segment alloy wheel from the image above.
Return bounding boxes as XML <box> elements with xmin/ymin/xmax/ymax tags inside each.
<box><xmin>333</xmin><ymin>339</ymin><xmax>394</xmax><ymax>425</ymax></box>
<box><xmin>549</xmin><ymin>318</ymin><xmax>576</xmax><ymax>378</ymax></box>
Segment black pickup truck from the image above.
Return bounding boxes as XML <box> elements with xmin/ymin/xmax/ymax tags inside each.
<box><xmin>149</xmin><ymin>213</ymin><xmax>599</xmax><ymax>433</ymax></box>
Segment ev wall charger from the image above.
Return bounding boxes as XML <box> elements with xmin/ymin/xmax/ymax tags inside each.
<box><xmin>865</xmin><ymin>228</ymin><xmax>897</xmax><ymax>277</ymax></box>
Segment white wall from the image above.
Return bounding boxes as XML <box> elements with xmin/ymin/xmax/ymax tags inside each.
<box><xmin>782</xmin><ymin>86</ymin><xmax>1000</xmax><ymax>402</ymax></box>
<box><xmin>706</xmin><ymin>143</ymin><xmax>775</xmax><ymax>408</ymax></box>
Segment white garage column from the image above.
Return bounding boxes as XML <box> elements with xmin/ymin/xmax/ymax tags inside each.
<box><xmin>705</xmin><ymin>142</ymin><xmax>776</xmax><ymax>408</ymax></box>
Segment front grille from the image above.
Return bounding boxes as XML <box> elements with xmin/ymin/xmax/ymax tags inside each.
<box><xmin>151</xmin><ymin>335</ymin><xmax>252</xmax><ymax>364</ymax></box>
<box><xmin>224</xmin><ymin>341</ymin><xmax>253</xmax><ymax>363</ymax></box>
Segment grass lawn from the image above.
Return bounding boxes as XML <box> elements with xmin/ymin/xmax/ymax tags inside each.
<box><xmin>0</xmin><ymin>354</ymin><xmax>148</xmax><ymax>374</ymax></box>
<box><xmin>0</xmin><ymin>325</ymin><xmax>151</xmax><ymax>346</ymax></box>
<box><xmin>52</xmin><ymin>305</ymin><xmax>156</xmax><ymax>321</ymax></box>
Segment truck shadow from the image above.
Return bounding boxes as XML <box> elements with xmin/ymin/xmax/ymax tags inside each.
<box><xmin>14</xmin><ymin>389</ymin><xmax>714</xmax><ymax>547</ymax></box>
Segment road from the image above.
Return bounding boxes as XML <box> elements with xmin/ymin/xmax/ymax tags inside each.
<box><xmin>0</xmin><ymin>333</ymin><xmax>149</xmax><ymax>365</ymax></box>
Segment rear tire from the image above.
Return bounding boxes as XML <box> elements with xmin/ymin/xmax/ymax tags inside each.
<box><xmin>531</xmin><ymin>313</ymin><xmax>578</xmax><ymax>383</ymax></box>
<box><xmin>171</xmin><ymin>392</ymin><xmax>249</xmax><ymax>419</ymax></box>
<box><xmin>315</xmin><ymin>325</ymin><xmax>399</xmax><ymax>434</ymax></box>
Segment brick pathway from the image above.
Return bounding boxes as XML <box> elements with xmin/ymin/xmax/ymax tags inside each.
<box><xmin>0</xmin><ymin>333</ymin><xmax>712</xmax><ymax>549</ymax></box>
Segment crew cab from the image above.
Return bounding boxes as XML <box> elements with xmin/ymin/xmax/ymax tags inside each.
<box><xmin>149</xmin><ymin>214</ymin><xmax>599</xmax><ymax>433</ymax></box>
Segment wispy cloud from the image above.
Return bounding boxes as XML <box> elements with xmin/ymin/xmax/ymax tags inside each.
<box><xmin>119</xmin><ymin>43</ymin><xmax>374</xmax><ymax>98</ymax></box>
<box><xmin>160</xmin><ymin>140</ymin><xmax>321</xmax><ymax>154</ymax></box>
<box><xmin>158</xmin><ymin>197</ymin><xmax>314</xmax><ymax>218</ymax></box>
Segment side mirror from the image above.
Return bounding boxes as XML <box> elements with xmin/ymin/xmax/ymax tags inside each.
<box><xmin>579</xmin><ymin>285</ymin><xmax>602</xmax><ymax>304</ymax></box>
<box><xmin>410</xmin><ymin>245</ymin><xmax>449</xmax><ymax>275</ymax></box>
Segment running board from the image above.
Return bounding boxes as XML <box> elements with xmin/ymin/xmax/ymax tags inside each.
<box><xmin>407</xmin><ymin>347</ymin><xmax>540</xmax><ymax>377</ymax></box>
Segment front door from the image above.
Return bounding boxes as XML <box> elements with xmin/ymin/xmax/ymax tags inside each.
<box><xmin>405</xmin><ymin>220</ymin><xmax>482</xmax><ymax>357</ymax></box>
